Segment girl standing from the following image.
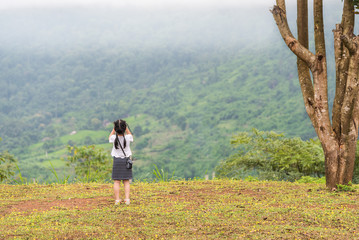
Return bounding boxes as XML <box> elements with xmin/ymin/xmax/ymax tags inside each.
<box><xmin>109</xmin><ymin>119</ymin><xmax>133</xmax><ymax>205</ymax></box>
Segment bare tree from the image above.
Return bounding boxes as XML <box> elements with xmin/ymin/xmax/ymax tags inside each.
<box><xmin>271</xmin><ymin>0</ymin><xmax>359</xmax><ymax>190</ymax></box>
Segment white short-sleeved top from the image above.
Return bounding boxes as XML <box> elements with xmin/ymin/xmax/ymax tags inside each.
<box><xmin>109</xmin><ymin>134</ymin><xmax>133</xmax><ymax>158</ymax></box>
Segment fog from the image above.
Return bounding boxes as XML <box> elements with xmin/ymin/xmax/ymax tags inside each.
<box><xmin>0</xmin><ymin>4</ymin><xmax>281</xmax><ymax>51</ymax></box>
<box><xmin>0</xmin><ymin>0</ymin><xmax>344</xmax><ymax>52</ymax></box>
<box><xmin>0</xmin><ymin>0</ymin><xmax>272</xmax><ymax>10</ymax></box>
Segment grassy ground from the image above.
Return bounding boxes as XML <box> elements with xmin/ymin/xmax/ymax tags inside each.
<box><xmin>1</xmin><ymin>179</ymin><xmax>359</xmax><ymax>239</ymax></box>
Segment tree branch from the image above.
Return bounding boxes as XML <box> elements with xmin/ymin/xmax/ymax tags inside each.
<box><xmin>333</xmin><ymin>1</ymin><xmax>356</xmax><ymax>139</ymax></box>
<box><xmin>297</xmin><ymin>0</ymin><xmax>309</xmax><ymax>49</ymax></box>
<box><xmin>297</xmin><ymin>0</ymin><xmax>316</xmax><ymax>126</ymax></box>
<box><xmin>333</xmin><ymin>41</ymin><xmax>353</xmax><ymax>139</ymax></box>
<box><xmin>341</xmin><ymin>0</ymin><xmax>355</xmax><ymax>35</ymax></box>
<box><xmin>314</xmin><ymin>0</ymin><xmax>326</xmax><ymax>58</ymax></box>
<box><xmin>341</xmin><ymin>47</ymin><xmax>359</xmax><ymax>136</ymax></box>
<box><xmin>341</xmin><ymin>34</ymin><xmax>357</xmax><ymax>54</ymax></box>
<box><xmin>310</xmin><ymin>0</ymin><xmax>332</xmax><ymax>140</ymax></box>
<box><xmin>332</xmin><ymin>25</ymin><xmax>347</xmax><ymax>139</ymax></box>
<box><xmin>276</xmin><ymin>0</ymin><xmax>286</xmax><ymax>11</ymax></box>
<box><xmin>271</xmin><ymin>5</ymin><xmax>316</xmax><ymax>66</ymax></box>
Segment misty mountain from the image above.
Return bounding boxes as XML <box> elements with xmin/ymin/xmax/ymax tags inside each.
<box><xmin>0</xmin><ymin>2</ymin><xmax>347</xmax><ymax>180</ymax></box>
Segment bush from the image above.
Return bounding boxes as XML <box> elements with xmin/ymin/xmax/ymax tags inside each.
<box><xmin>0</xmin><ymin>137</ymin><xmax>18</xmax><ymax>182</ymax></box>
<box><xmin>66</xmin><ymin>145</ymin><xmax>112</xmax><ymax>182</ymax></box>
<box><xmin>336</xmin><ymin>182</ymin><xmax>356</xmax><ymax>192</ymax></box>
<box><xmin>216</xmin><ymin>128</ymin><xmax>325</xmax><ymax>181</ymax></box>
<box><xmin>0</xmin><ymin>150</ymin><xmax>18</xmax><ymax>182</ymax></box>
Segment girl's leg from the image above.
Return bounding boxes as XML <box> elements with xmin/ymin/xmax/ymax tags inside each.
<box><xmin>123</xmin><ymin>179</ymin><xmax>130</xmax><ymax>204</ymax></box>
<box><xmin>114</xmin><ymin>180</ymin><xmax>121</xmax><ymax>201</ymax></box>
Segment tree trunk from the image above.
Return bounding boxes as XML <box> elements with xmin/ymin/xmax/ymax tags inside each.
<box><xmin>322</xmin><ymin>134</ymin><xmax>357</xmax><ymax>190</ymax></box>
<box><xmin>271</xmin><ymin>0</ymin><xmax>359</xmax><ymax>189</ymax></box>
<box><xmin>323</xmin><ymin>142</ymin><xmax>339</xmax><ymax>190</ymax></box>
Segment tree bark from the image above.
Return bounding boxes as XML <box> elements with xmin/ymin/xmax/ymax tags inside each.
<box><xmin>332</xmin><ymin>0</ymin><xmax>354</xmax><ymax>139</ymax></box>
<box><xmin>297</xmin><ymin>0</ymin><xmax>316</xmax><ymax>127</ymax></box>
<box><xmin>337</xmin><ymin>1</ymin><xmax>358</xmax><ymax>185</ymax></box>
<box><xmin>271</xmin><ymin>0</ymin><xmax>359</xmax><ymax>189</ymax></box>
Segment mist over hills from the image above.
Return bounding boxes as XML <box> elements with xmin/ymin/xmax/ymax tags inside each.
<box><xmin>0</xmin><ymin>2</ymin><xmax>345</xmax><ymax>180</ymax></box>
<box><xmin>0</xmin><ymin>5</ymin><xmax>275</xmax><ymax>49</ymax></box>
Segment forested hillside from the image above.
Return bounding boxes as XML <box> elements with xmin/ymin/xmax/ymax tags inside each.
<box><xmin>0</xmin><ymin>3</ymin><xmax>342</xmax><ymax>181</ymax></box>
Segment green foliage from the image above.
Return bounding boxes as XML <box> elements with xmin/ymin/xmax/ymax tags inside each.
<box><xmin>0</xmin><ymin>151</ymin><xmax>18</xmax><ymax>182</ymax></box>
<box><xmin>66</xmin><ymin>145</ymin><xmax>112</xmax><ymax>182</ymax></box>
<box><xmin>153</xmin><ymin>164</ymin><xmax>175</xmax><ymax>182</ymax></box>
<box><xmin>48</xmin><ymin>161</ymin><xmax>70</xmax><ymax>184</ymax></box>
<box><xmin>13</xmin><ymin>163</ymin><xmax>27</xmax><ymax>184</ymax></box>
<box><xmin>0</xmin><ymin>138</ymin><xmax>18</xmax><ymax>182</ymax></box>
<box><xmin>349</xmin><ymin>0</ymin><xmax>359</xmax><ymax>10</ymax></box>
<box><xmin>216</xmin><ymin>129</ymin><xmax>325</xmax><ymax>181</ymax></box>
<box><xmin>336</xmin><ymin>181</ymin><xmax>356</xmax><ymax>192</ymax></box>
<box><xmin>351</xmin><ymin>142</ymin><xmax>359</xmax><ymax>184</ymax></box>
<box><xmin>135</xmin><ymin>137</ymin><xmax>150</xmax><ymax>150</ymax></box>
<box><xmin>133</xmin><ymin>126</ymin><xmax>149</xmax><ymax>137</ymax></box>
<box><xmin>296</xmin><ymin>176</ymin><xmax>326</xmax><ymax>184</ymax></box>
<box><xmin>244</xmin><ymin>176</ymin><xmax>259</xmax><ymax>182</ymax></box>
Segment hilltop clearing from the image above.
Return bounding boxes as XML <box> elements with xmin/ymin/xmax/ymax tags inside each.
<box><xmin>1</xmin><ymin>180</ymin><xmax>358</xmax><ymax>239</ymax></box>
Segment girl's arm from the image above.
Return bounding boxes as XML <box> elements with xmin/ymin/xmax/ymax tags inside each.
<box><xmin>109</xmin><ymin>129</ymin><xmax>116</xmax><ymax>140</ymax></box>
<box><xmin>126</xmin><ymin>126</ymin><xmax>132</xmax><ymax>135</ymax></box>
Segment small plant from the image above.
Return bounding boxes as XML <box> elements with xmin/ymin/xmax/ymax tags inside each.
<box><xmin>244</xmin><ymin>175</ymin><xmax>259</xmax><ymax>182</ymax></box>
<box><xmin>153</xmin><ymin>164</ymin><xmax>175</xmax><ymax>182</ymax></box>
<box><xmin>296</xmin><ymin>176</ymin><xmax>326</xmax><ymax>184</ymax></box>
<box><xmin>336</xmin><ymin>181</ymin><xmax>356</xmax><ymax>192</ymax></box>
<box><xmin>13</xmin><ymin>163</ymin><xmax>27</xmax><ymax>185</ymax></box>
<box><xmin>49</xmin><ymin>161</ymin><xmax>70</xmax><ymax>184</ymax></box>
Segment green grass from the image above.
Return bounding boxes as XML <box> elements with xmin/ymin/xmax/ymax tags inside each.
<box><xmin>16</xmin><ymin>130</ymin><xmax>112</xmax><ymax>175</ymax></box>
<box><xmin>60</xmin><ymin>130</ymin><xmax>108</xmax><ymax>144</ymax></box>
<box><xmin>19</xmin><ymin>130</ymin><xmax>109</xmax><ymax>162</ymax></box>
<box><xmin>1</xmin><ymin>180</ymin><xmax>359</xmax><ymax>239</ymax></box>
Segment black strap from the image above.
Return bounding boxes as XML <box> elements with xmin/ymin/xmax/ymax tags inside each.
<box><xmin>126</xmin><ymin>123</ymin><xmax>133</xmax><ymax>136</ymax></box>
<box><xmin>117</xmin><ymin>134</ymin><xmax>127</xmax><ymax>157</ymax></box>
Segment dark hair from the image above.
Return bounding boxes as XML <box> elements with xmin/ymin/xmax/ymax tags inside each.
<box><xmin>114</xmin><ymin>119</ymin><xmax>127</xmax><ymax>149</ymax></box>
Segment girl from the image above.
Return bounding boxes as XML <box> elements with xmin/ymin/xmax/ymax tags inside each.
<box><xmin>109</xmin><ymin>119</ymin><xmax>133</xmax><ymax>205</ymax></box>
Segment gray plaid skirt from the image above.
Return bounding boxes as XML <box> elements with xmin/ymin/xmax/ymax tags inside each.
<box><xmin>112</xmin><ymin>156</ymin><xmax>132</xmax><ymax>180</ymax></box>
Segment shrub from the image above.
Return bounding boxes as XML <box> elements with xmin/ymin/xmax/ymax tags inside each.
<box><xmin>0</xmin><ymin>138</ymin><xmax>18</xmax><ymax>182</ymax></box>
<box><xmin>0</xmin><ymin>150</ymin><xmax>18</xmax><ymax>182</ymax></box>
<box><xmin>66</xmin><ymin>145</ymin><xmax>112</xmax><ymax>182</ymax></box>
<box><xmin>216</xmin><ymin>128</ymin><xmax>325</xmax><ymax>181</ymax></box>
<box><xmin>296</xmin><ymin>176</ymin><xmax>326</xmax><ymax>184</ymax></box>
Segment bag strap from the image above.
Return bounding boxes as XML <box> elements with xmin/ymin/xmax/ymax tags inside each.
<box><xmin>117</xmin><ymin>134</ymin><xmax>127</xmax><ymax>157</ymax></box>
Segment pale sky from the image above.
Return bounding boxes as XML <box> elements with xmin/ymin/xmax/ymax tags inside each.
<box><xmin>0</xmin><ymin>0</ymin><xmax>274</xmax><ymax>9</ymax></box>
